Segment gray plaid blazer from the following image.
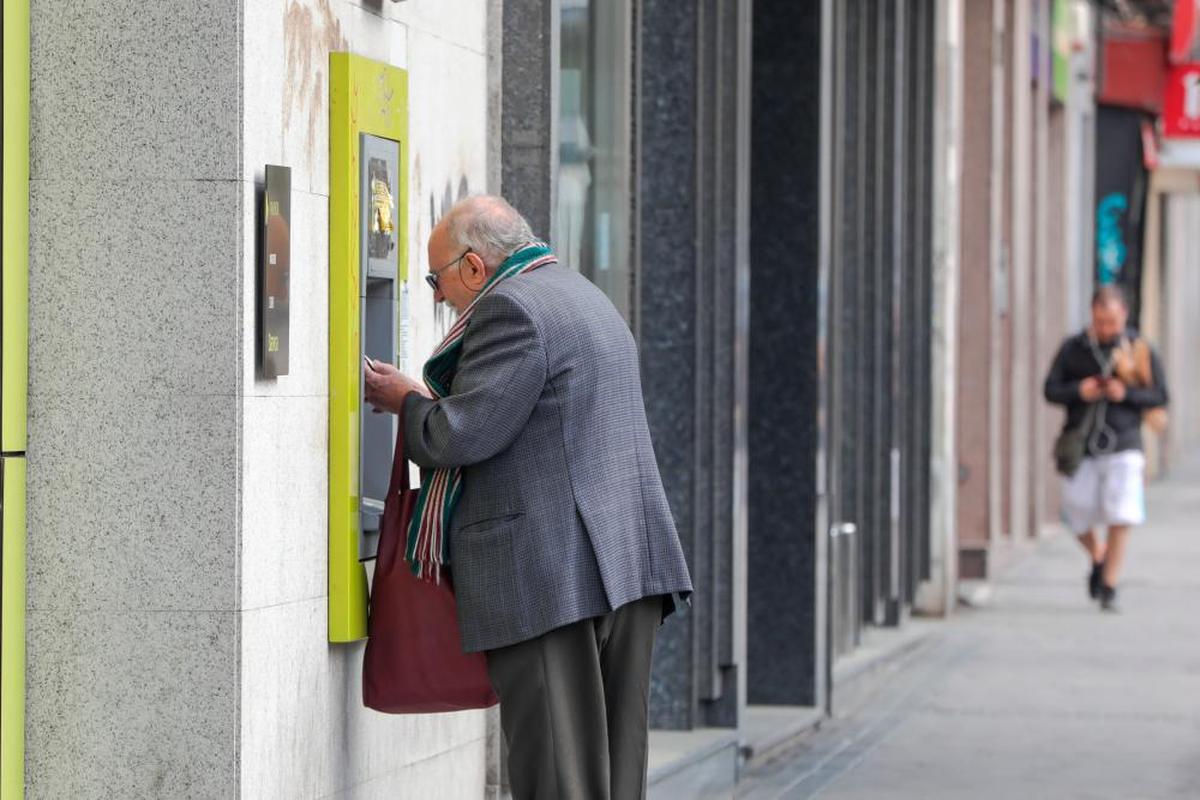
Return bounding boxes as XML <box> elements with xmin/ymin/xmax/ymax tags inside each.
<box><xmin>403</xmin><ymin>264</ymin><xmax>693</xmax><ymax>653</ymax></box>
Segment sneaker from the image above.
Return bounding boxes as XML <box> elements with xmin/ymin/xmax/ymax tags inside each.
<box><xmin>1088</xmin><ymin>562</ymin><xmax>1104</xmax><ymax>600</ymax></box>
<box><xmin>1099</xmin><ymin>584</ymin><xmax>1119</xmax><ymax>612</ymax></box>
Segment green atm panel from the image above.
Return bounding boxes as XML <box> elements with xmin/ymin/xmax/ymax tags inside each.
<box><xmin>328</xmin><ymin>54</ymin><xmax>408</xmax><ymax>643</ymax></box>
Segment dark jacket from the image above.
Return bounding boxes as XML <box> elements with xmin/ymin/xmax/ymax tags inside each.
<box><xmin>403</xmin><ymin>265</ymin><xmax>694</xmax><ymax>652</ymax></box>
<box><xmin>1043</xmin><ymin>330</ymin><xmax>1168</xmax><ymax>456</ymax></box>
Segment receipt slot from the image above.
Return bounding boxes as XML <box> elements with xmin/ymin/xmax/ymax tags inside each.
<box><xmin>329</xmin><ymin>54</ymin><xmax>408</xmax><ymax>643</ymax></box>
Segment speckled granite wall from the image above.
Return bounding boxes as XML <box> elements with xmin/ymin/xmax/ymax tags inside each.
<box><xmin>26</xmin><ymin>1</ymin><xmax>494</xmax><ymax>797</ymax></box>
<box><xmin>637</xmin><ymin>0</ymin><xmax>701</xmax><ymax>732</ymax></box>
<box><xmin>501</xmin><ymin>0</ymin><xmax>558</xmax><ymax>241</ymax></box>
<box><xmin>25</xmin><ymin>2</ymin><xmax>242</xmax><ymax>796</ymax></box>
<box><xmin>580</xmin><ymin>0</ymin><xmax>750</xmax><ymax>733</ymax></box>
<box><xmin>746</xmin><ymin>0</ymin><xmax>824</xmax><ymax>706</ymax></box>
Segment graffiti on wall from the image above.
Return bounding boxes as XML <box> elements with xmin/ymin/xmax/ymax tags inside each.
<box><xmin>413</xmin><ymin>151</ymin><xmax>472</xmax><ymax>335</ymax></box>
<box><xmin>1096</xmin><ymin>192</ymin><xmax>1128</xmax><ymax>285</ymax></box>
<box><xmin>429</xmin><ymin>177</ymin><xmax>472</xmax><ymax>333</ymax></box>
<box><xmin>1094</xmin><ymin>106</ymin><xmax>1149</xmax><ymax>325</ymax></box>
<box><xmin>283</xmin><ymin>0</ymin><xmax>347</xmax><ymax>173</ymax></box>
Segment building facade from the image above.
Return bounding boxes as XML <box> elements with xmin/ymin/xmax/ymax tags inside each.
<box><xmin>500</xmin><ymin>6</ymin><xmax>956</xmax><ymax>792</ymax></box>
<box><xmin>954</xmin><ymin>0</ymin><xmax>1102</xmax><ymax>581</ymax></box>
<box><xmin>24</xmin><ymin>1</ymin><xmax>501</xmax><ymax>797</ymax></box>
<box><xmin>2</xmin><ymin>0</ymin><xmax>1189</xmax><ymax>798</ymax></box>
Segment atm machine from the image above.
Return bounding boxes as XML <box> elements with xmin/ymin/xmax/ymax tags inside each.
<box><xmin>1</xmin><ymin>0</ymin><xmax>30</xmax><ymax>795</ymax></box>
<box><xmin>328</xmin><ymin>54</ymin><xmax>408</xmax><ymax>643</ymax></box>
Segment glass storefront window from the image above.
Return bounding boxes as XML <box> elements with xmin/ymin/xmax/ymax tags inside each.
<box><xmin>557</xmin><ymin>0</ymin><xmax>633</xmax><ymax>319</ymax></box>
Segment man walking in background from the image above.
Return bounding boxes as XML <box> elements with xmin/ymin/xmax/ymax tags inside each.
<box><xmin>364</xmin><ymin>195</ymin><xmax>693</xmax><ymax>799</ymax></box>
<box><xmin>1044</xmin><ymin>285</ymin><xmax>1168</xmax><ymax>612</ymax></box>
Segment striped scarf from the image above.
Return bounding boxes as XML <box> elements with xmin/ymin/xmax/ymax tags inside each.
<box><xmin>406</xmin><ymin>242</ymin><xmax>558</xmax><ymax>580</ymax></box>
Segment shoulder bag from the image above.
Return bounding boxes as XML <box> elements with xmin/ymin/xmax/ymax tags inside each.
<box><xmin>1053</xmin><ymin>402</ymin><xmax>1097</xmax><ymax>478</ymax></box>
<box><xmin>362</xmin><ymin>409</ymin><xmax>499</xmax><ymax>714</ymax></box>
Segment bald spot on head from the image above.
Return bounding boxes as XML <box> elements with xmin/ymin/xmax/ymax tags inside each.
<box><xmin>439</xmin><ymin>195</ymin><xmax>535</xmax><ymax>268</ymax></box>
<box><xmin>441</xmin><ymin>195</ymin><xmax>514</xmax><ymax>234</ymax></box>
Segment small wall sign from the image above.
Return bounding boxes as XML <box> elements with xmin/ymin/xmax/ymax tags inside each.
<box><xmin>260</xmin><ymin>165</ymin><xmax>291</xmax><ymax>378</ymax></box>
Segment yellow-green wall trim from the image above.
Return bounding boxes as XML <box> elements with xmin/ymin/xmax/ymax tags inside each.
<box><xmin>2</xmin><ymin>0</ymin><xmax>29</xmax><ymax>454</ymax></box>
<box><xmin>1</xmin><ymin>460</ymin><xmax>25</xmax><ymax>800</ymax></box>
<box><xmin>1</xmin><ymin>1</ymin><xmax>30</xmax><ymax>795</ymax></box>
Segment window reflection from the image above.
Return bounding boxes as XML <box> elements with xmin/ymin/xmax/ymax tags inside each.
<box><xmin>558</xmin><ymin>0</ymin><xmax>632</xmax><ymax>319</ymax></box>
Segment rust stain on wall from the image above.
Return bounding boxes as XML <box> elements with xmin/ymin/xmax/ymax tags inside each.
<box><xmin>283</xmin><ymin>0</ymin><xmax>348</xmax><ymax>171</ymax></box>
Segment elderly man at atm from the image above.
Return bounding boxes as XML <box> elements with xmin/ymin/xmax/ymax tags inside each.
<box><xmin>363</xmin><ymin>195</ymin><xmax>692</xmax><ymax>800</ymax></box>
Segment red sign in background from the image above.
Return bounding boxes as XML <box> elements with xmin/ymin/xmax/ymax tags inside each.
<box><xmin>1100</xmin><ymin>32</ymin><xmax>1167</xmax><ymax>113</ymax></box>
<box><xmin>1170</xmin><ymin>0</ymin><xmax>1199</xmax><ymax>64</ymax></box>
<box><xmin>1164</xmin><ymin>64</ymin><xmax>1200</xmax><ymax>138</ymax></box>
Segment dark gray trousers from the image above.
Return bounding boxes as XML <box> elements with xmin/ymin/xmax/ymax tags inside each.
<box><xmin>485</xmin><ymin>595</ymin><xmax>663</xmax><ymax>800</ymax></box>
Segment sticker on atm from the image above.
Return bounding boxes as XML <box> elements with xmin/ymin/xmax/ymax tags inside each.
<box><xmin>368</xmin><ymin>158</ymin><xmax>396</xmax><ymax>258</ymax></box>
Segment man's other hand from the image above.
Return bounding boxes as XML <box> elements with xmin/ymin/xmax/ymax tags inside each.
<box><xmin>364</xmin><ymin>360</ymin><xmax>432</xmax><ymax>413</ymax></box>
<box><xmin>1079</xmin><ymin>377</ymin><xmax>1104</xmax><ymax>402</ymax></box>
<box><xmin>1104</xmin><ymin>377</ymin><xmax>1127</xmax><ymax>403</ymax></box>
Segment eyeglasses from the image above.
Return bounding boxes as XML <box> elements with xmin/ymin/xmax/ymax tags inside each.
<box><xmin>426</xmin><ymin>249</ymin><xmax>471</xmax><ymax>292</ymax></box>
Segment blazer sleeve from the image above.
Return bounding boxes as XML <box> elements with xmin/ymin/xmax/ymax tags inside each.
<box><xmin>1043</xmin><ymin>340</ymin><xmax>1079</xmax><ymax>406</ymax></box>
<box><xmin>1124</xmin><ymin>344</ymin><xmax>1169</xmax><ymax>410</ymax></box>
<box><xmin>403</xmin><ymin>291</ymin><xmax>547</xmax><ymax>470</ymax></box>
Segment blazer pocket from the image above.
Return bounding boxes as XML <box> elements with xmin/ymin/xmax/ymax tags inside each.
<box><xmin>456</xmin><ymin>511</ymin><xmax>524</xmax><ymax>535</ymax></box>
<box><xmin>453</xmin><ymin>518</ymin><xmax>524</xmax><ymax>633</ymax></box>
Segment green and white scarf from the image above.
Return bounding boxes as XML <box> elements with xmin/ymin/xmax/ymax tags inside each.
<box><xmin>406</xmin><ymin>242</ymin><xmax>557</xmax><ymax>580</ymax></box>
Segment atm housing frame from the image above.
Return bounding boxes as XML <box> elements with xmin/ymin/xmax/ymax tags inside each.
<box><xmin>328</xmin><ymin>53</ymin><xmax>409</xmax><ymax>643</ymax></box>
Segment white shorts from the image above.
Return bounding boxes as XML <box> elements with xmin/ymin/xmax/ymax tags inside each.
<box><xmin>1060</xmin><ymin>450</ymin><xmax>1146</xmax><ymax>533</ymax></box>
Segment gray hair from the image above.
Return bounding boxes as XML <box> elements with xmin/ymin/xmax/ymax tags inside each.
<box><xmin>444</xmin><ymin>195</ymin><xmax>536</xmax><ymax>268</ymax></box>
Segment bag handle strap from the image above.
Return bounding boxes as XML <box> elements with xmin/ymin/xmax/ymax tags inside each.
<box><xmin>1080</xmin><ymin>399</ymin><xmax>1099</xmax><ymax>434</ymax></box>
<box><xmin>387</xmin><ymin>403</ymin><xmax>411</xmax><ymax>498</ymax></box>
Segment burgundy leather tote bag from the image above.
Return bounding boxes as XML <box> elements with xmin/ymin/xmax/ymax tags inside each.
<box><xmin>362</xmin><ymin>414</ymin><xmax>498</xmax><ymax>714</ymax></box>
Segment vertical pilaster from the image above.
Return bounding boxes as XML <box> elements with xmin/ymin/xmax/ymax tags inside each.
<box><xmin>956</xmin><ymin>0</ymin><xmax>997</xmax><ymax>579</ymax></box>
<box><xmin>640</xmin><ymin>0</ymin><xmax>749</xmax><ymax>730</ymax></box>
<box><xmin>746</xmin><ymin>0</ymin><xmax>825</xmax><ymax>706</ymax></box>
<box><xmin>1008</xmin><ymin>0</ymin><xmax>1034</xmax><ymax>540</ymax></box>
<box><xmin>639</xmin><ymin>0</ymin><xmax>701</xmax><ymax>730</ymax></box>
<box><xmin>916</xmin><ymin>0</ymin><xmax>962</xmax><ymax>616</ymax></box>
<box><xmin>501</xmin><ymin>0</ymin><xmax>560</xmax><ymax>241</ymax></box>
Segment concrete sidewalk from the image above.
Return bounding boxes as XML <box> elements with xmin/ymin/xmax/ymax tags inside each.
<box><xmin>740</xmin><ymin>452</ymin><xmax>1200</xmax><ymax>800</ymax></box>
